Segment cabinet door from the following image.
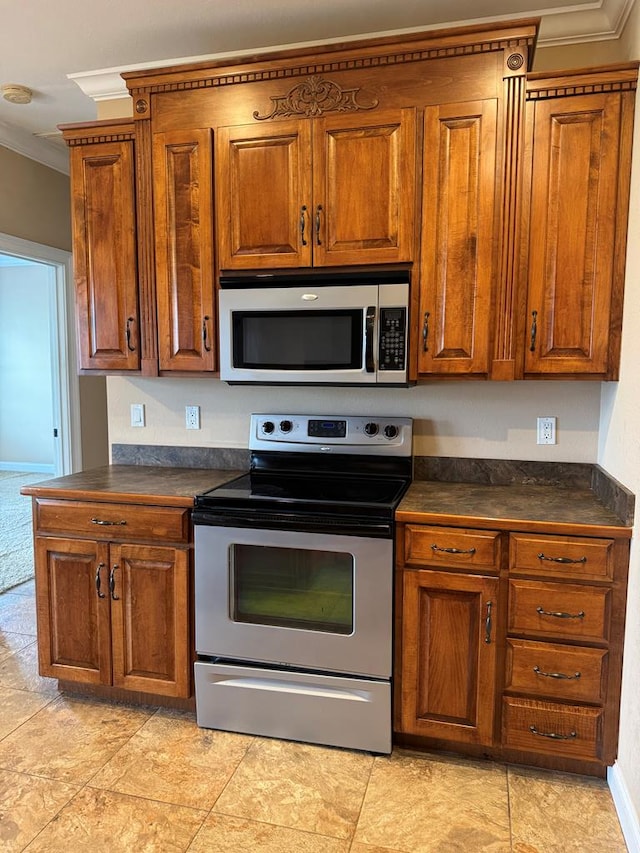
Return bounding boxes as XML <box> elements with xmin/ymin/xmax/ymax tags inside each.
<box><xmin>314</xmin><ymin>108</ymin><xmax>416</xmax><ymax>266</ymax></box>
<box><xmin>400</xmin><ymin>569</ymin><xmax>499</xmax><ymax>745</ymax></box>
<box><xmin>216</xmin><ymin>120</ymin><xmax>312</xmax><ymax>269</ymax></box>
<box><xmin>419</xmin><ymin>100</ymin><xmax>497</xmax><ymax>375</ymax></box>
<box><xmin>154</xmin><ymin>129</ymin><xmax>216</xmax><ymax>371</ymax></box>
<box><xmin>109</xmin><ymin>543</ymin><xmax>190</xmax><ymax>697</ymax></box>
<box><xmin>523</xmin><ymin>93</ymin><xmax>621</xmax><ymax>376</ymax></box>
<box><xmin>35</xmin><ymin>537</ymin><xmax>112</xmax><ymax>684</ymax></box>
<box><xmin>70</xmin><ymin>140</ymin><xmax>139</xmax><ymax>370</ymax></box>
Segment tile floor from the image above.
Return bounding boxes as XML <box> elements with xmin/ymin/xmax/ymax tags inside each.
<box><xmin>0</xmin><ymin>580</ymin><xmax>628</xmax><ymax>852</ymax></box>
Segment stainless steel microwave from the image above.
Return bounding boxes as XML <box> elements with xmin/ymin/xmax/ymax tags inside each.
<box><xmin>218</xmin><ymin>272</ymin><xmax>410</xmax><ymax>386</ymax></box>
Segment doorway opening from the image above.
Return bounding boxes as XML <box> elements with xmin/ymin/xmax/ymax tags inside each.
<box><xmin>0</xmin><ymin>233</ymin><xmax>79</xmax><ymax>477</ymax></box>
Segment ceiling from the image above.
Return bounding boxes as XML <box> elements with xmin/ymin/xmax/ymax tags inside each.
<box><xmin>0</xmin><ymin>0</ymin><xmax>634</xmax><ymax>173</ymax></box>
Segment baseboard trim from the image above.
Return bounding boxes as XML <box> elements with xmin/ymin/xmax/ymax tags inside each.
<box><xmin>609</xmin><ymin>763</ymin><xmax>640</xmax><ymax>853</ymax></box>
<box><xmin>0</xmin><ymin>462</ymin><xmax>54</xmax><ymax>473</ymax></box>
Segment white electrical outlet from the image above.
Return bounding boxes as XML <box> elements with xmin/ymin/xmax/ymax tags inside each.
<box><xmin>186</xmin><ymin>405</ymin><xmax>200</xmax><ymax>430</ymax></box>
<box><xmin>537</xmin><ymin>416</ymin><xmax>556</xmax><ymax>445</ymax></box>
<box><xmin>130</xmin><ymin>403</ymin><xmax>145</xmax><ymax>427</ymax></box>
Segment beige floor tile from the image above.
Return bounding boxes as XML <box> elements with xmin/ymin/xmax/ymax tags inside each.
<box><xmin>0</xmin><ymin>768</ymin><xmax>79</xmax><ymax>852</ymax></box>
<box><xmin>0</xmin><ymin>695</ymin><xmax>152</xmax><ymax>784</ymax></box>
<box><xmin>350</xmin><ymin>845</ymin><xmax>405</xmax><ymax>853</ymax></box>
<box><xmin>23</xmin><ymin>786</ymin><xmax>207</xmax><ymax>852</ymax></box>
<box><xmin>0</xmin><ymin>630</ymin><xmax>33</xmax><ymax>662</ymax></box>
<box><xmin>353</xmin><ymin>750</ymin><xmax>511</xmax><ymax>853</ymax></box>
<box><xmin>0</xmin><ymin>684</ymin><xmax>54</xmax><ymax>739</ymax></box>
<box><xmin>214</xmin><ymin>738</ymin><xmax>374</xmax><ymax>840</ymax></box>
<box><xmin>0</xmin><ymin>594</ymin><xmax>37</xmax><ymax>635</ymax></box>
<box><xmin>91</xmin><ymin>708</ymin><xmax>253</xmax><ymax>809</ymax></box>
<box><xmin>509</xmin><ymin>766</ymin><xmax>627</xmax><ymax>852</ymax></box>
<box><xmin>0</xmin><ymin>641</ymin><xmax>59</xmax><ymax>694</ymax></box>
<box><xmin>188</xmin><ymin>813</ymin><xmax>350</xmax><ymax>852</ymax></box>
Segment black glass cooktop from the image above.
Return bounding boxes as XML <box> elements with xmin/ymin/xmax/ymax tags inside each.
<box><xmin>196</xmin><ymin>471</ymin><xmax>408</xmax><ymax>509</ymax></box>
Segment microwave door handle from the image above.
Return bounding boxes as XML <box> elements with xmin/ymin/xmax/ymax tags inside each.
<box><xmin>365</xmin><ymin>306</ymin><xmax>376</xmax><ymax>373</ymax></box>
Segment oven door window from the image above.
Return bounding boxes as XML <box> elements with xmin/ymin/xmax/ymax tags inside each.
<box><xmin>231</xmin><ymin>544</ymin><xmax>354</xmax><ymax>634</ymax></box>
<box><xmin>232</xmin><ymin>310</ymin><xmax>363</xmax><ymax>370</ymax></box>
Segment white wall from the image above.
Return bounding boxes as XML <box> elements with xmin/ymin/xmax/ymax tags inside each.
<box><xmin>107</xmin><ymin>376</ymin><xmax>601</xmax><ymax>461</ymax></box>
<box><xmin>598</xmin><ymin>0</ymin><xmax>640</xmax><ymax>833</ymax></box>
<box><xmin>0</xmin><ymin>262</ymin><xmax>54</xmax><ymax>470</ymax></box>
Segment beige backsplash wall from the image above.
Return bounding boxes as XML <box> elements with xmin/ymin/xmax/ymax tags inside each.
<box><xmin>107</xmin><ymin>376</ymin><xmax>601</xmax><ymax>461</ymax></box>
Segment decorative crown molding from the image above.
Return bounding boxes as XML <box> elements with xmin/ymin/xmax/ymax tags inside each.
<box><xmin>0</xmin><ymin>119</ymin><xmax>69</xmax><ymax>175</ymax></box>
<box><xmin>68</xmin><ymin>2</ymin><xmax>636</xmax><ymax>106</ymax></box>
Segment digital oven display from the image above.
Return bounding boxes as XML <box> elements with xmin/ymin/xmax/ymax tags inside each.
<box><xmin>308</xmin><ymin>419</ymin><xmax>347</xmax><ymax>438</ymax></box>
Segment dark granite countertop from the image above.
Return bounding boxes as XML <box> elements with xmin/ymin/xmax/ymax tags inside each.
<box><xmin>397</xmin><ymin>482</ymin><xmax>632</xmax><ymax>537</ymax></box>
<box><xmin>20</xmin><ymin>465</ymin><xmax>245</xmax><ymax>508</ymax></box>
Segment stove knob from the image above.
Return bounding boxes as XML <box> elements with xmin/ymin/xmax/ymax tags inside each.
<box><xmin>384</xmin><ymin>424</ymin><xmax>399</xmax><ymax>440</ymax></box>
<box><xmin>279</xmin><ymin>419</ymin><xmax>293</xmax><ymax>433</ymax></box>
<box><xmin>262</xmin><ymin>421</ymin><xmax>275</xmax><ymax>435</ymax></box>
<box><xmin>364</xmin><ymin>422</ymin><xmax>379</xmax><ymax>436</ymax></box>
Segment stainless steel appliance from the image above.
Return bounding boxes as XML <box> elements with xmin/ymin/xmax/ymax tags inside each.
<box><xmin>218</xmin><ymin>270</ymin><xmax>410</xmax><ymax>386</ymax></box>
<box><xmin>192</xmin><ymin>413</ymin><xmax>413</xmax><ymax>753</ymax></box>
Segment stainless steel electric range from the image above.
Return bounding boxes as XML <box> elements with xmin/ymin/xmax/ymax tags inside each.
<box><xmin>192</xmin><ymin>413</ymin><xmax>412</xmax><ymax>753</ymax></box>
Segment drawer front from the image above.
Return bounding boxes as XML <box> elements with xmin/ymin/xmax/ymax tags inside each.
<box><xmin>510</xmin><ymin>533</ymin><xmax>614</xmax><ymax>581</ymax></box>
<box><xmin>508</xmin><ymin>579</ymin><xmax>610</xmax><ymax>642</ymax></box>
<box><xmin>505</xmin><ymin>639</ymin><xmax>607</xmax><ymax>703</ymax></box>
<box><xmin>35</xmin><ymin>499</ymin><xmax>189</xmax><ymax>543</ymax></box>
<box><xmin>404</xmin><ymin>525</ymin><xmax>500</xmax><ymax>571</ymax></box>
<box><xmin>502</xmin><ymin>697</ymin><xmax>602</xmax><ymax>760</ymax></box>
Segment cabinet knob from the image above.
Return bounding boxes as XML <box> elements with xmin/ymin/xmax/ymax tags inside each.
<box><xmin>315</xmin><ymin>205</ymin><xmax>323</xmax><ymax>246</ymax></box>
<box><xmin>529</xmin><ymin>310</ymin><xmax>538</xmax><ymax>352</ymax></box>
<box><xmin>300</xmin><ymin>205</ymin><xmax>308</xmax><ymax>246</ymax></box>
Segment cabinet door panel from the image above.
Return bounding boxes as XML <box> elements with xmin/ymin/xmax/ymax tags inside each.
<box><xmin>524</xmin><ymin>93</ymin><xmax>620</xmax><ymax>375</ymax></box>
<box><xmin>400</xmin><ymin>569</ymin><xmax>498</xmax><ymax>745</ymax></box>
<box><xmin>315</xmin><ymin>109</ymin><xmax>416</xmax><ymax>266</ymax></box>
<box><xmin>35</xmin><ymin>537</ymin><xmax>111</xmax><ymax>684</ymax></box>
<box><xmin>154</xmin><ymin>129</ymin><xmax>215</xmax><ymax>371</ymax></box>
<box><xmin>71</xmin><ymin>141</ymin><xmax>139</xmax><ymax>370</ymax></box>
<box><xmin>419</xmin><ymin>100</ymin><xmax>497</xmax><ymax>375</ymax></box>
<box><xmin>216</xmin><ymin>120</ymin><xmax>312</xmax><ymax>268</ymax></box>
<box><xmin>110</xmin><ymin>544</ymin><xmax>190</xmax><ymax>697</ymax></box>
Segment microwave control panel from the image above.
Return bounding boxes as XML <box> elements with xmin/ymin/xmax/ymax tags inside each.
<box><xmin>378</xmin><ymin>307</ymin><xmax>406</xmax><ymax>371</ymax></box>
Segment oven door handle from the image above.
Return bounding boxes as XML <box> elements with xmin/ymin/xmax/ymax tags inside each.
<box><xmin>365</xmin><ymin>306</ymin><xmax>376</xmax><ymax>373</ymax></box>
<box><xmin>209</xmin><ymin>675</ymin><xmax>372</xmax><ymax>702</ymax></box>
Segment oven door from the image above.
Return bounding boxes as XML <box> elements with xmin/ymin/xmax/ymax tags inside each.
<box><xmin>195</xmin><ymin>524</ymin><xmax>392</xmax><ymax>679</ymax></box>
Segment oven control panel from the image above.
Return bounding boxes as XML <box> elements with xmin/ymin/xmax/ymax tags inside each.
<box><xmin>250</xmin><ymin>414</ymin><xmax>412</xmax><ymax>455</ymax></box>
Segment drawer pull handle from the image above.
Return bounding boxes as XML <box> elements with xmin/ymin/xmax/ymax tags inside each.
<box><xmin>529</xmin><ymin>725</ymin><xmax>577</xmax><ymax>741</ymax></box>
<box><xmin>533</xmin><ymin>666</ymin><xmax>581</xmax><ymax>680</ymax></box>
<box><xmin>538</xmin><ymin>552</ymin><xmax>587</xmax><ymax>565</ymax></box>
<box><xmin>484</xmin><ymin>601</ymin><xmax>493</xmax><ymax>644</ymax></box>
<box><xmin>536</xmin><ymin>606</ymin><xmax>585</xmax><ymax>620</ymax></box>
<box><xmin>91</xmin><ymin>518</ymin><xmax>127</xmax><ymax>526</ymax></box>
<box><xmin>95</xmin><ymin>562</ymin><xmax>106</xmax><ymax>599</ymax></box>
<box><xmin>109</xmin><ymin>565</ymin><xmax>120</xmax><ymax>601</ymax></box>
<box><xmin>431</xmin><ymin>544</ymin><xmax>476</xmax><ymax>555</ymax></box>
<box><xmin>529</xmin><ymin>310</ymin><xmax>537</xmax><ymax>352</ymax></box>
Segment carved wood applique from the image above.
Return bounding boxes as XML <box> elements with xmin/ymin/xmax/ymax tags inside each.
<box><xmin>253</xmin><ymin>75</ymin><xmax>378</xmax><ymax>120</ymax></box>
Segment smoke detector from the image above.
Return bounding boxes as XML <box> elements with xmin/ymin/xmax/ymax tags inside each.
<box><xmin>2</xmin><ymin>84</ymin><xmax>33</xmax><ymax>104</ymax></box>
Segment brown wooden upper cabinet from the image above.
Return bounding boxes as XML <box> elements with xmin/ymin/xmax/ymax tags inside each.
<box><xmin>62</xmin><ymin>121</ymin><xmax>140</xmax><ymax>371</ymax></box>
<box><xmin>215</xmin><ymin>108</ymin><xmax>417</xmax><ymax>269</ymax></box>
<box><xmin>419</xmin><ymin>100</ymin><xmax>498</xmax><ymax>377</ymax></box>
<box><xmin>153</xmin><ymin>129</ymin><xmax>216</xmax><ymax>372</ymax></box>
<box><xmin>519</xmin><ymin>66</ymin><xmax>638</xmax><ymax>380</ymax></box>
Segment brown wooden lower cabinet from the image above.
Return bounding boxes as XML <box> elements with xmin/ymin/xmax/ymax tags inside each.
<box><xmin>399</xmin><ymin>568</ymin><xmax>499</xmax><ymax>745</ymax></box>
<box><xmin>395</xmin><ymin>520</ymin><xmax>630</xmax><ymax>776</ymax></box>
<box><xmin>33</xmin><ymin>499</ymin><xmax>191</xmax><ymax>700</ymax></box>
